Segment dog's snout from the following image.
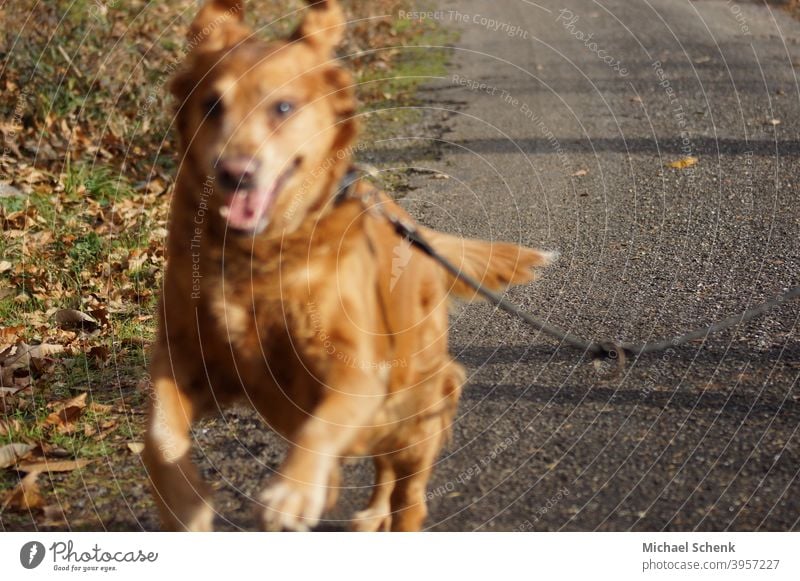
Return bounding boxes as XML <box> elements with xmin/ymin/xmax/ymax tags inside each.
<box><xmin>217</xmin><ymin>156</ymin><xmax>260</xmax><ymax>190</ymax></box>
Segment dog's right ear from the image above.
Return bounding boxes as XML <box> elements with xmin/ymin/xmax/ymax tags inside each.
<box><xmin>187</xmin><ymin>0</ymin><xmax>248</xmax><ymax>55</ymax></box>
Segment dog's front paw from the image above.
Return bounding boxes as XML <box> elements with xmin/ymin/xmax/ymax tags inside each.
<box><xmin>260</xmin><ymin>479</ymin><xmax>327</xmax><ymax>532</ymax></box>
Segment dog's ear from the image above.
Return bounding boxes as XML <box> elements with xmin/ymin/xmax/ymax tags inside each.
<box><xmin>291</xmin><ymin>0</ymin><xmax>345</xmax><ymax>56</ymax></box>
<box><xmin>187</xmin><ymin>0</ymin><xmax>248</xmax><ymax>54</ymax></box>
<box><xmin>171</xmin><ymin>1</ymin><xmax>248</xmax><ymax>101</ymax></box>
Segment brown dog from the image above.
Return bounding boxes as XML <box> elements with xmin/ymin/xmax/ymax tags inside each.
<box><xmin>143</xmin><ymin>0</ymin><xmax>554</xmax><ymax>531</ymax></box>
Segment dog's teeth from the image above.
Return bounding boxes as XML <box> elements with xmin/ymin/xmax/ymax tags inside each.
<box><xmin>219</xmin><ymin>206</ymin><xmax>230</xmax><ymax>218</ymax></box>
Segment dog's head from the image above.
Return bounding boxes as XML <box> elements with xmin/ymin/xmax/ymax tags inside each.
<box><xmin>171</xmin><ymin>0</ymin><xmax>356</xmax><ymax>235</ymax></box>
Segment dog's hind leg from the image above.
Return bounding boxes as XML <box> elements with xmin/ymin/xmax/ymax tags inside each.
<box><xmin>350</xmin><ymin>456</ymin><xmax>395</xmax><ymax>531</ymax></box>
<box><xmin>386</xmin><ymin>436</ymin><xmax>440</xmax><ymax>532</ymax></box>
<box><xmin>386</xmin><ymin>361</ymin><xmax>463</xmax><ymax>531</ymax></box>
<box><xmin>143</xmin><ymin>354</ymin><xmax>214</xmax><ymax>531</ymax></box>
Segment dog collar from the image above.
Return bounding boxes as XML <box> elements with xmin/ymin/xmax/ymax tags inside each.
<box><xmin>333</xmin><ymin>166</ymin><xmax>361</xmax><ymax>206</ymax></box>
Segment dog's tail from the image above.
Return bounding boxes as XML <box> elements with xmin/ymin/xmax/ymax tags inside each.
<box><xmin>420</xmin><ymin>229</ymin><xmax>557</xmax><ymax>301</ymax></box>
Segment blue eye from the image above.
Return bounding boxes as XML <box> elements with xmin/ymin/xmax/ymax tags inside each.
<box><xmin>275</xmin><ymin>101</ymin><xmax>294</xmax><ymax>116</ymax></box>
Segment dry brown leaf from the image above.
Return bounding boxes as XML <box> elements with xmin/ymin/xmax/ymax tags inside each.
<box><xmin>16</xmin><ymin>459</ymin><xmax>90</xmax><ymax>473</ymax></box>
<box><xmin>0</xmin><ymin>183</ymin><xmax>24</xmax><ymax>198</ymax></box>
<box><xmin>0</xmin><ymin>442</ymin><xmax>35</xmax><ymax>468</ymax></box>
<box><xmin>0</xmin><ymin>418</ymin><xmax>22</xmax><ymax>437</ymax></box>
<box><xmin>0</xmin><ymin>342</ymin><xmax>65</xmax><ymax>371</ymax></box>
<box><xmin>88</xmin><ymin>345</ymin><xmax>110</xmax><ymax>365</ymax></box>
<box><xmin>45</xmin><ymin>392</ymin><xmax>88</xmax><ymax>432</ymax></box>
<box><xmin>88</xmin><ymin>401</ymin><xmax>112</xmax><ymax>414</ymax></box>
<box><xmin>88</xmin><ymin>308</ymin><xmax>110</xmax><ymax>328</ymax></box>
<box><xmin>54</xmin><ymin>309</ymin><xmax>99</xmax><ymax>331</ymax></box>
<box><xmin>48</xmin><ymin>392</ymin><xmax>88</xmax><ymax>412</ymax></box>
<box><xmin>668</xmin><ymin>156</ymin><xmax>698</xmax><ymax>169</ymax></box>
<box><xmin>94</xmin><ymin>419</ymin><xmax>118</xmax><ymax>440</ymax></box>
<box><xmin>146</xmin><ymin>178</ymin><xmax>165</xmax><ymax>194</ymax></box>
<box><xmin>2</xmin><ymin>471</ymin><xmax>43</xmax><ymax>511</ymax></box>
<box><xmin>100</xmin><ymin>418</ymin><xmax>116</xmax><ymax>429</ymax></box>
<box><xmin>0</xmin><ymin>325</ymin><xmax>24</xmax><ymax>353</ymax></box>
<box><xmin>46</xmin><ymin>405</ymin><xmax>86</xmax><ymax>428</ymax></box>
<box><xmin>127</xmin><ymin>442</ymin><xmax>145</xmax><ymax>455</ymax></box>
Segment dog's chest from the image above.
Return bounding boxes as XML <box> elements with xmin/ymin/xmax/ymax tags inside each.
<box><xmin>200</xmin><ymin>248</ymin><xmax>335</xmax><ymax>357</ymax></box>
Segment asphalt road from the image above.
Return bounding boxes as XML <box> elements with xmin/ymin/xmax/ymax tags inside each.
<box><xmin>195</xmin><ymin>0</ymin><xmax>800</xmax><ymax>532</ymax></box>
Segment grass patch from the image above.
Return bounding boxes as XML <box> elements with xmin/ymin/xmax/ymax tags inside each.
<box><xmin>360</xmin><ymin>18</ymin><xmax>457</xmax><ymax>132</ymax></box>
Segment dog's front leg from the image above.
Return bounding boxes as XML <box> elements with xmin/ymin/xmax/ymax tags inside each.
<box><xmin>260</xmin><ymin>363</ymin><xmax>385</xmax><ymax>531</ymax></box>
<box><xmin>143</xmin><ymin>351</ymin><xmax>214</xmax><ymax>531</ymax></box>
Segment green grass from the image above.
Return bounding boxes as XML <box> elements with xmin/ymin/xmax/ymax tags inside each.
<box><xmin>360</xmin><ymin>21</ymin><xmax>457</xmax><ymax>114</ymax></box>
<box><xmin>0</xmin><ymin>159</ymin><xmax>156</xmax><ymax>468</ymax></box>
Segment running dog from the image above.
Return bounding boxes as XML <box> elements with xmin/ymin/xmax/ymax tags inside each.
<box><xmin>143</xmin><ymin>0</ymin><xmax>554</xmax><ymax>531</ymax></box>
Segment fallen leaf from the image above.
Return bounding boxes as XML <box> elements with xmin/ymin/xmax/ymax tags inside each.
<box><xmin>54</xmin><ymin>309</ymin><xmax>99</xmax><ymax>331</ymax></box>
<box><xmin>668</xmin><ymin>156</ymin><xmax>698</xmax><ymax>169</ymax></box>
<box><xmin>93</xmin><ymin>418</ymin><xmax>118</xmax><ymax>441</ymax></box>
<box><xmin>127</xmin><ymin>442</ymin><xmax>145</xmax><ymax>455</ymax></box>
<box><xmin>0</xmin><ymin>184</ymin><xmax>25</xmax><ymax>198</ymax></box>
<box><xmin>0</xmin><ymin>418</ymin><xmax>22</xmax><ymax>437</ymax></box>
<box><xmin>48</xmin><ymin>392</ymin><xmax>87</xmax><ymax>413</ymax></box>
<box><xmin>0</xmin><ymin>325</ymin><xmax>24</xmax><ymax>353</ymax></box>
<box><xmin>0</xmin><ymin>260</ymin><xmax>11</xmax><ymax>273</ymax></box>
<box><xmin>46</xmin><ymin>392</ymin><xmax>88</xmax><ymax>432</ymax></box>
<box><xmin>100</xmin><ymin>418</ymin><xmax>116</xmax><ymax>430</ymax></box>
<box><xmin>572</xmin><ymin>169</ymin><xmax>589</xmax><ymax>177</ymax></box>
<box><xmin>16</xmin><ymin>459</ymin><xmax>90</xmax><ymax>473</ymax></box>
<box><xmin>0</xmin><ymin>342</ymin><xmax>65</xmax><ymax>372</ymax></box>
<box><xmin>88</xmin><ymin>345</ymin><xmax>110</xmax><ymax>365</ymax></box>
<box><xmin>88</xmin><ymin>308</ymin><xmax>110</xmax><ymax>328</ymax></box>
<box><xmin>88</xmin><ymin>401</ymin><xmax>112</xmax><ymax>414</ymax></box>
<box><xmin>146</xmin><ymin>178</ymin><xmax>165</xmax><ymax>194</ymax></box>
<box><xmin>2</xmin><ymin>471</ymin><xmax>43</xmax><ymax>511</ymax></box>
<box><xmin>0</xmin><ymin>443</ymin><xmax>36</xmax><ymax>468</ymax></box>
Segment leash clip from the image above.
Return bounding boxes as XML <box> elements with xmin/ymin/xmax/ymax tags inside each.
<box><xmin>593</xmin><ymin>341</ymin><xmax>627</xmax><ymax>379</ymax></box>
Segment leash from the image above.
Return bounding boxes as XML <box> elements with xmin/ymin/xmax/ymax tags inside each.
<box><xmin>335</xmin><ymin>165</ymin><xmax>800</xmax><ymax>365</ymax></box>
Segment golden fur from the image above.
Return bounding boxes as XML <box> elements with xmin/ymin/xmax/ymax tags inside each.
<box><xmin>143</xmin><ymin>0</ymin><xmax>554</xmax><ymax>531</ymax></box>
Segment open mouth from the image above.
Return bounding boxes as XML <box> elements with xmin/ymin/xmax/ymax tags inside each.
<box><xmin>218</xmin><ymin>163</ymin><xmax>296</xmax><ymax>234</ymax></box>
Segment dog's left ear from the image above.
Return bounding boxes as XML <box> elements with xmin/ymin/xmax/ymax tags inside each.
<box><xmin>171</xmin><ymin>0</ymin><xmax>249</xmax><ymax>101</ymax></box>
<box><xmin>291</xmin><ymin>0</ymin><xmax>345</xmax><ymax>56</ymax></box>
<box><xmin>188</xmin><ymin>0</ymin><xmax>248</xmax><ymax>54</ymax></box>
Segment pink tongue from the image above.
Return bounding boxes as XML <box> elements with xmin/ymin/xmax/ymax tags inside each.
<box><xmin>223</xmin><ymin>188</ymin><xmax>272</xmax><ymax>231</ymax></box>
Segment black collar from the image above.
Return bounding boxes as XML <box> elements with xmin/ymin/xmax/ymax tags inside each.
<box><xmin>333</xmin><ymin>166</ymin><xmax>361</xmax><ymax>206</ymax></box>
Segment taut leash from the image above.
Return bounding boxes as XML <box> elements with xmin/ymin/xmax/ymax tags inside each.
<box><xmin>337</xmin><ymin>165</ymin><xmax>799</xmax><ymax>366</ymax></box>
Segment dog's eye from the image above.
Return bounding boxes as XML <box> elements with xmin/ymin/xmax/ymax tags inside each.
<box><xmin>202</xmin><ymin>94</ymin><xmax>223</xmax><ymax>119</ymax></box>
<box><xmin>274</xmin><ymin>101</ymin><xmax>294</xmax><ymax>117</ymax></box>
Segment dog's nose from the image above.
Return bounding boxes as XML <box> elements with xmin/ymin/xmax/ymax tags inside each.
<box><xmin>217</xmin><ymin>156</ymin><xmax>259</xmax><ymax>190</ymax></box>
